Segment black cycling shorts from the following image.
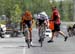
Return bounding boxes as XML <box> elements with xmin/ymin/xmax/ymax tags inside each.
<box><xmin>23</xmin><ymin>20</ymin><xmax>31</xmax><ymax>28</ymax></box>
<box><xmin>52</xmin><ymin>23</ymin><xmax>60</xmax><ymax>32</ymax></box>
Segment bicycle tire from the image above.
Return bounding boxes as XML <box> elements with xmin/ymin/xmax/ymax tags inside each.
<box><xmin>27</xmin><ymin>40</ymin><xmax>30</xmax><ymax>48</ymax></box>
<box><xmin>24</xmin><ymin>25</ymin><xmax>31</xmax><ymax>48</ymax></box>
<box><xmin>39</xmin><ymin>25</ymin><xmax>45</xmax><ymax>47</ymax></box>
<box><xmin>40</xmin><ymin>40</ymin><xmax>42</xmax><ymax>47</ymax></box>
<box><xmin>40</xmin><ymin>38</ymin><xmax>43</xmax><ymax>47</ymax></box>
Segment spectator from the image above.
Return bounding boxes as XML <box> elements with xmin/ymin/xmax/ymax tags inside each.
<box><xmin>48</xmin><ymin>6</ymin><xmax>68</xmax><ymax>43</ymax></box>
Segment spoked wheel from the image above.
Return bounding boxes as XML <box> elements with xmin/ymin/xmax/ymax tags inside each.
<box><xmin>25</xmin><ymin>39</ymin><xmax>30</xmax><ymax>48</ymax></box>
<box><xmin>24</xmin><ymin>28</ymin><xmax>31</xmax><ymax>48</ymax></box>
<box><xmin>39</xmin><ymin>34</ymin><xmax>44</xmax><ymax>47</ymax></box>
<box><xmin>39</xmin><ymin>31</ymin><xmax>43</xmax><ymax>47</ymax></box>
<box><xmin>27</xmin><ymin>40</ymin><xmax>30</xmax><ymax>48</ymax></box>
<box><xmin>40</xmin><ymin>38</ymin><xmax>43</xmax><ymax>47</ymax></box>
<box><xmin>39</xmin><ymin>32</ymin><xmax>45</xmax><ymax>47</ymax></box>
<box><xmin>39</xmin><ymin>24</ymin><xmax>46</xmax><ymax>47</ymax></box>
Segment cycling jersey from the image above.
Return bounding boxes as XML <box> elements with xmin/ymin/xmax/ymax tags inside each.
<box><xmin>36</xmin><ymin>11</ymin><xmax>49</xmax><ymax>27</ymax></box>
<box><xmin>21</xmin><ymin>10</ymin><xmax>33</xmax><ymax>32</ymax></box>
<box><xmin>22</xmin><ymin>11</ymin><xmax>32</xmax><ymax>21</ymax></box>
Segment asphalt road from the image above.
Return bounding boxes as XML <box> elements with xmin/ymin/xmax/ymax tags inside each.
<box><xmin>0</xmin><ymin>25</ymin><xmax>75</xmax><ymax>54</ymax></box>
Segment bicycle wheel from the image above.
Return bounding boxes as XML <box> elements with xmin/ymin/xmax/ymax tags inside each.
<box><xmin>39</xmin><ymin>28</ymin><xmax>42</xmax><ymax>47</ymax></box>
<box><xmin>40</xmin><ymin>37</ymin><xmax>43</xmax><ymax>47</ymax></box>
<box><xmin>26</xmin><ymin>39</ymin><xmax>30</xmax><ymax>48</ymax></box>
<box><xmin>24</xmin><ymin>26</ymin><xmax>31</xmax><ymax>48</ymax></box>
<box><xmin>39</xmin><ymin>27</ymin><xmax>44</xmax><ymax>47</ymax></box>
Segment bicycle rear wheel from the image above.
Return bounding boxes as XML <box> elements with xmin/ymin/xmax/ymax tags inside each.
<box><xmin>24</xmin><ymin>27</ymin><xmax>31</xmax><ymax>48</ymax></box>
<box><xmin>39</xmin><ymin>29</ymin><xmax>44</xmax><ymax>47</ymax></box>
<box><xmin>27</xmin><ymin>39</ymin><xmax>30</xmax><ymax>48</ymax></box>
<box><xmin>40</xmin><ymin>38</ymin><xmax>43</xmax><ymax>47</ymax></box>
<box><xmin>39</xmin><ymin>23</ymin><xmax>46</xmax><ymax>47</ymax></box>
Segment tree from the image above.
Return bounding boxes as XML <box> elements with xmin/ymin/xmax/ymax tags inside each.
<box><xmin>13</xmin><ymin>4</ymin><xmax>22</xmax><ymax>23</ymax></box>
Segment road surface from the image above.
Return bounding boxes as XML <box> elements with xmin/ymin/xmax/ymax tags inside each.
<box><xmin>0</xmin><ymin>25</ymin><xmax>75</xmax><ymax>54</ymax></box>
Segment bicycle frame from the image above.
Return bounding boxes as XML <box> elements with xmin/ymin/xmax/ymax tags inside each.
<box><xmin>23</xmin><ymin>25</ymin><xmax>31</xmax><ymax>48</ymax></box>
<box><xmin>39</xmin><ymin>23</ymin><xmax>46</xmax><ymax>47</ymax></box>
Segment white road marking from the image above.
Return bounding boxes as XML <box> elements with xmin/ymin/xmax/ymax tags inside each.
<box><xmin>0</xmin><ymin>45</ymin><xmax>18</xmax><ymax>48</ymax></box>
<box><xmin>22</xmin><ymin>46</ymin><xmax>26</xmax><ymax>54</ymax></box>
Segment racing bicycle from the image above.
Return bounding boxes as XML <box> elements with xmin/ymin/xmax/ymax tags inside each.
<box><xmin>39</xmin><ymin>23</ymin><xmax>46</xmax><ymax>47</ymax></box>
<box><xmin>23</xmin><ymin>25</ymin><xmax>31</xmax><ymax>48</ymax></box>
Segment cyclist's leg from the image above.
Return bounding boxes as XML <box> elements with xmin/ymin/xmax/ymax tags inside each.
<box><xmin>29</xmin><ymin>28</ymin><xmax>32</xmax><ymax>41</ymax></box>
<box><xmin>27</xmin><ymin>21</ymin><xmax>33</xmax><ymax>46</ymax></box>
<box><xmin>27</xmin><ymin>21</ymin><xmax>32</xmax><ymax>42</ymax></box>
<box><xmin>36</xmin><ymin>19</ymin><xmax>39</xmax><ymax>28</ymax></box>
<box><xmin>22</xmin><ymin>22</ymin><xmax>29</xmax><ymax>42</ymax></box>
<box><xmin>22</xmin><ymin>23</ymin><xmax>25</xmax><ymax>35</ymax></box>
<box><xmin>38</xmin><ymin>20</ymin><xmax>41</xmax><ymax>41</ymax></box>
<box><xmin>38</xmin><ymin>19</ymin><xmax>45</xmax><ymax>42</ymax></box>
<box><xmin>38</xmin><ymin>19</ymin><xmax>41</xmax><ymax>37</ymax></box>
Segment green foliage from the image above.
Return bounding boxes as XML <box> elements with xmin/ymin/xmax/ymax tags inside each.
<box><xmin>13</xmin><ymin>4</ymin><xmax>22</xmax><ymax>23</ymax></box>
<box><xmin>0</xmin><ymin>0</ymin><xmax>74</xmax><ymax>24</ymax></box>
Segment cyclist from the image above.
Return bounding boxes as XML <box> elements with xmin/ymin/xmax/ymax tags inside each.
<box><xmin>21</xmin><ymin>10</ymin><xmax>33</xmax><ymax>45</ymax></box>
<box><xmin>48</xmin><ymin>6</ymin><xmax>68</xmax><ymax>43</ymax></box>
<box><xmin>36</xmin><ymin>11</ymin><xmax>49</xmax><ymax>42</ymax></box>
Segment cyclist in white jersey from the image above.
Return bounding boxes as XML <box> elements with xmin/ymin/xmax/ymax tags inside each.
<box><xmin>36</xmin><ymin>11</ymin><xmax>49</xmax><ymax>42</ymax></box>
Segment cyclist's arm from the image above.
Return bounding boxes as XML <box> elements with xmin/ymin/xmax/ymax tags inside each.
<box><xmin>44</xmin><ymin>16</ymin><xmax>49</xmax><ymax>27</ymax></box>
<box><xmin>44</xmin><ymin>19</ymin><xmax>49</xmax><ymax>28</ymax></box>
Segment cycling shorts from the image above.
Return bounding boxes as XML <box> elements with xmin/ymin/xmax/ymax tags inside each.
<box><xmin>52</xmin><ymin>23</ymin><xmax>60</xmax><ymax>32</ymax></box>
<box><xmin>23</xmin><ymin>20</ymin><xmax>32</xmax><ymax>28</ymax></box>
